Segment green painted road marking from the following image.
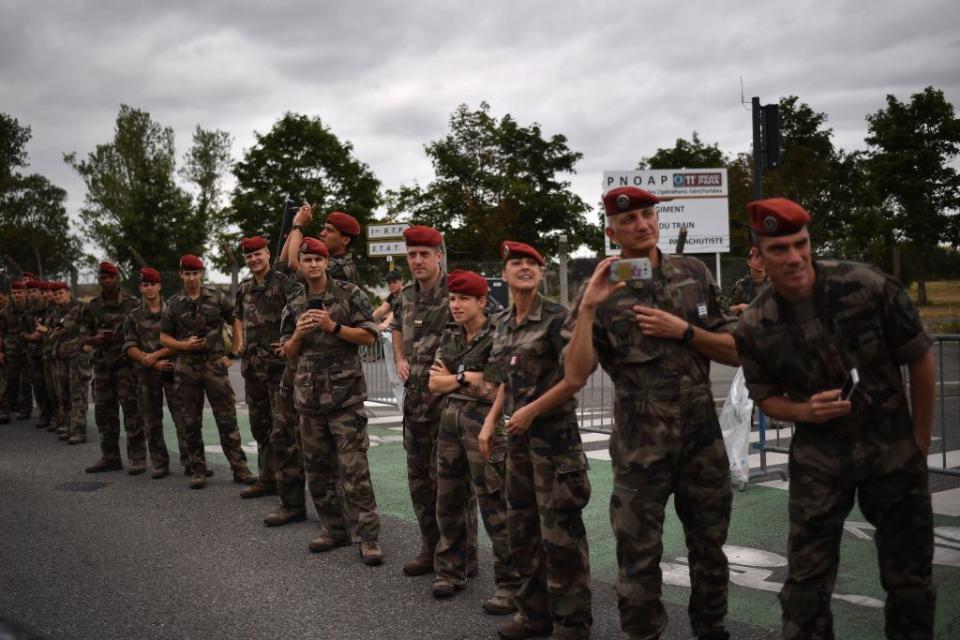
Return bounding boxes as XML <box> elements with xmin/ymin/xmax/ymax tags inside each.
<box><xmin>166</xmin><ymin>411</ymin><xmax>960</xmax><ymax>638</ymax></box>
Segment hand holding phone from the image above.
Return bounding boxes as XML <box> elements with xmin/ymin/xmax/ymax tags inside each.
<box><xmin>840</xmin><ymin>368</ymin><xmax>859</xmax><ymax>401</ymax></box>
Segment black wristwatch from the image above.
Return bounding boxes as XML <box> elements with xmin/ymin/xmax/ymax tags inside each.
<box><xmin>226</xmin><ymin>351</ymin><xmax>240</xmax><ymax>360</ymax></box>
<box><xmin>332</xmin><ymin>322</ymin><xmax>342</xmax><ymax>335</ymax></box>
<box><xmin>292</xmin><ymin>224</ymin><xmax>306</xmax><ymax>233</ymax></box>
<box><xmin>681</xmin><ymin>324</ymin><xmax>695</xmax><ymax>344</ymax></box>
<box><xmin>456</xmin><ymin>371</ymin><xmax>468</xmax><ymax>387</ymax></box>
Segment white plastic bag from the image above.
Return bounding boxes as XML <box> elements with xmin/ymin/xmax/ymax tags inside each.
<box><xmin>719</xmin><ymin>367</ymin><xmax>753</xmax><ymax>490</ymax></box>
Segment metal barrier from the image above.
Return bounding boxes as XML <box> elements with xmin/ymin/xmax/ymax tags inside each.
<box><xmin>362</xmin><ymin>330</ymin><xmax>960</xmax><ymax>478</ymax></box>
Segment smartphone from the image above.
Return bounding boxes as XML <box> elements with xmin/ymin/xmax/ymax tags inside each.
<box><xmin>609</xmin><ymin>257</ymin><xmax>653</xmax><ymax>282</ymax></box>
<box><xmin>840</xmin><ymin>368</ymin><xmax>859</xmax><ymax>401</ymax></box>
<box><xmin>308</xmin><ymin>299</ymin><xmax>325</xmax><ymax>311</ymax></box>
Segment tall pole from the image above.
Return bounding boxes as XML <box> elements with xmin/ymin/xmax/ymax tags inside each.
<box><xmin>752</xmin><ymin>97</ymin><xmax>763</xmax><ymax>200</ymax></box>
<box><xmin>558</xmin><ymin>234</ymin><xmax>569</xmax><ymax>307</ymax></box>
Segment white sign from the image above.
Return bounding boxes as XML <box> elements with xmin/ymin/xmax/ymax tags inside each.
<box><xmin>367</xmin><ymin>223</ymin><xmax>410</xmax><ymax>240</ymax></box>
<box><xmin>602</xmin><ymin>169</ymin><xmax>730</xmax><ymax>254</ymax></box>
<box><xmin>368</xmin><ymin>240</ymin><xmax>408</xmax><ymax>257</ymax></box>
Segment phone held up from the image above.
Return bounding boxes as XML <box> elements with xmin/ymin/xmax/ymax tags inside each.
<box><xmin>308</xmin><ymin>299</ymin><xmax>325</xmax><ymax>311</ymax></box>
<box><xmin>609</xmin><ymin>257</ymin><xmax>653</xmax><ymax>283</ymax></box>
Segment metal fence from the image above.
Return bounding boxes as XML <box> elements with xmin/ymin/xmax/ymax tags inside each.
<box><xmin>363</xmin><ymin>332</ymin><xmax>960</xmax><ymax>477</ymax></box>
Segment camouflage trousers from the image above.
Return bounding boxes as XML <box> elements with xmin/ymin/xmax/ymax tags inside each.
<box><xmin>56</xmin><ymin>353</ymin><xmax>92</xmax><ymax>437</ymax></box>
<box><xmin>0</xmin><ymin>353</ymin><xmax>31</xmax><ymax>415</ymax></box>
<box><xmin>27</xmin><ymin>354</ymin><xmax>51</xmax><ymax>423</ymax></box>
<box><xmin>506</xmin><ymin>414</ymin><xmax>592</xmax><ymax>639</ymax></box>
<box><xmin>404</xmin><ymin>416</ymin><xmax>479</xmax><ymax>561</ymax></box>
<box><xmin>435</xmin><ymin>399</ymin><xmax>519</xmax><ymax>590</ymax></box>
<box><xmin>299</xmin><ymin>404</ymin><xmax>380</xmax><ymax>542</ymax></box>
<box><xmin>781</xmin><ymin>427</ymin><xmax>935</xmax><ymax>640</ymax></box>
<box><xmin>43</xmin><ymin>358</ymin><xmax>61</xmax><ymax>429</ymax></box>
<box><xmin>137</xmin><ymin>368</ymin><xmax>190</xmax><ymax>471</ymax></box>
<box><xmin>271</xmin><ymin>364</ymin><xmax>307</xmax><ymax>510</ymax></box>
<box><xmin>242</xmin><ymin>358</ymin><xmax>285</xmax><ymax>485</ymax></box>
<box><xmin>610</xmin><ymin>387</ymin><xmax>732</xmax><ymax>640</ymax></box>
<box><xmin>175</xmin><ymin>357</ymin><xmax>249</xmax><ymax>475</ymax></box>
<box><xmin>93</xmin><ymin>359</ymin><xmax>145</xmax><ymax>462</ymax></box>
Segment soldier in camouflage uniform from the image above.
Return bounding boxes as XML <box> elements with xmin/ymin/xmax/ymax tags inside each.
<box><xmin>0</xmin><ymin>281</ymin><xmax>32</xmax><ymax>423</ymax></box>
<box><xmin>728</xmin><ymin>246</ymin><xmax>770</xmax><ymax>316</ymax></box>
<box><xmin>564</xmin><ymin>187</ymin><xmax>738</xmax><ymax>640</ymax></box>
<box><xmin>50</xmin><ymin>283</ymin><xmax>93</xmax><ymax>444</ymax></box>
<box><xmin>160</xmin><ymin>254</ymin><xmax>256</xmax><ymax>490</ymax></box>
<box><xmin>285</xmin><ymin>237</ymin><xmax>383</xmax><ymax>565</ymax></box>
<box><xmin>235</xmin><ymin>236</ymin><xmax>306</xmax><ymax>499</ymax></box>
<box><xmin>428</xmin><ymin>269</ymin><xmax>520</xmax><ymax>613</ymax></box>
<box><xmin>35</xmin><ymin>282</ymin><xmax>64</xmax><ymax>434</ymax></box>
<box><xmin>23</xmin><ymin>279</ymin><xmax>51</xmax><ymax>427</ymax></box>
<box><xmin>320</xmin><ymin>211</ymin><xmax>360</xmax><ymax>283</ymax></box>
<box><xmin>480</xmin><ymin>241</ymin><xmax>592</xmax><ymax>640</ymax></box>
<box><xmin>734</xmin><ymin>198</ymin><xmax>936</xmax><ymax>640</ymax></box>
<box><xmin>123</xmin><ymin>267</ymin><xmax>194</xmax><ymax>479</ymax></box>
<box><xmin>83</xmin><ymin>262</ymin><xmax>145</xmax><ymax>474</ymax></box>
<box><xmin>390</xmin><ymin>225</ymin><xmax>479</xmax><ymax>577</ymax></box>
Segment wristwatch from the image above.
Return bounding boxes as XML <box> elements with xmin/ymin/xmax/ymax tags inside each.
<box><xmin>456</xmin><ymin>371</ymin><xmax>468</xmax><ymax>387</ymax></box>
<box><xmin>292</xmin><ymin>224</ymin><xmax>306</xmax><ymax>232</ymax></box>
<box><xmin>332</xmin><ymin>322</ymin><xmax>342</xmax><ymax>335</ymax></box>
<box><xmin>226</xmin><ymin>351</ymin><xmax>240</xmax><ymax>360</ymax></box>
<box><xmin>681</xmin><ymin>324</ymin><xmax>695</xmax><ymax>344</ymax></box>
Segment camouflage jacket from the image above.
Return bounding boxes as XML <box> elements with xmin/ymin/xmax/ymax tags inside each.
<box><xmin>84</xmin><ymin>288</ymin><xmax>138</xmax><ymax>364</ymax></box>
<box><xmin>327</xmin><ymin>251</ymin><xmax>358</xmax><ymax>284</ymax></box>
<box><xmin>0</xmin><ymin>303</ymin><xmax>31</xmax><ymax>357</ymax></box>
<box><xmin>292</xmin><ymin>279</ymin><xmax>377</xmax><ymax>413</ymax></box>
<box><xmin>24</xmin><ymin>300</ymin><xmax>48</xmax><ymax>356</ymax></box>
<box><xmin>390</xmin><ymin>277</ymin><xmax>450</xmax><ymax>421</ymax></box>
<box><xmin>484</xmin><ymin>292</ymin><xmax>576</xmax><ymax>419</ymax></box>
<box><xmin>729</xmin><ymin>273</ymin><xmax>770</xmax><ymax>307</ymax></box>
<box><xmin>235</xmin><ymin>268</ymin><xmax>306</xmax><ymax>378</ymax></box>
<box><xmin>735</xmin><ymin>260</ymin><xmax>931</xmax><ymax>433</ymax></box>
<box><xmin>564</xmin><ymin>252</ymin><xmax>735</xmax><ymax>393</ymax></box>
<box><xmin>40</xmin><ymin>305</ymin><xmax>62</xmax><ymax>358</ymax></box>
<box><xmin>122</xmin><ymin>301</ymin><xmax>166</xmax><ymax>356</ymax></box>
<box><xmin>161</xmin><ymin>286</ymin><xmax>234</xmax><ymax>360</ymax></box>
<box><xmin>435</xmin><ymin>316</ymin><xmax>497</xmax><ymax>404</ymax></box>
<box><xmin>55</xmin><ymin>299</ymin><xmax>86</xmax><ymax>360</ymax></box>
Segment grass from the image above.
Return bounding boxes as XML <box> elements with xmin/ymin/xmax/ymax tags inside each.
<box><xmin>909</xmin><ymin>281</ymin><xmax>960</xmax><ymax>332</ymax></box>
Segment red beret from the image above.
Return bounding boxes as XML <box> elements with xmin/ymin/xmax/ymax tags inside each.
<box><xmin>603</xmin><ymin>187</ymin><xmax>660</xmax><ymax>216</ymax></box>
<box><xmin>22</xmin><ymin>271</ymin><xmax>37</xmax><ymax>280</ymax></box>
<box><xmin>23</xmin><ymin>279</ymin><xmax>40</xmax><ymax>289</ymax></box>
<box><xmin>11</xmin><ymin>280</ymin><xmax>25</xmax><ymax>290</ymax></box>
<box><xmin>326</xmin><ymin>212</ymin><xmax>361</xmax><ymax>237</ymax></box>
<box><xmin>500</xmin><ymin>240</ymin><xmax>545</xmax><ymax>266</ymax></box>
<box><xmin>40</xmin><ymin>281</ymin><xmax>54</xmax><ymax>291</ymax></box>
<box><xmin>300</xmin><ymin>236</ymin><xmax>329</xmax><ymax>257</ymax></box>
<box><xmin>139</xmin><ymin>267</ymin><xmax>161</xmax><ymax>283</ymax></box>
<box><xmin>99</xmin><ymin>261</ymin><xmax>119</xmax><ymax>276</ymax></box>
<box><xmin>240</xmin><ymin>236</ymin><xmax>268</xmax><ymax>254</ymax></box>
<box><xmin>179</xmin><ymin>254</ymin><xmax>205</xmax><ymax>271</ymax></box>
<box><xmin>747</xmin><ymin>198</ymin><xmax>811</xmax><ymax>237</ymax></box>
<box><xmin>403</xmin><ymin>225</ymin><xmax>443</xmax><ymax>248</ymax></box>
<box><xmin>447</xmin><ymin>269</ymin><xmax>489</xmax><ymax>298</ymax></box>
<box><xmin>53</xmin><ymin>281</ymin><xmax>69</xmax><ymax>291</ymax></box>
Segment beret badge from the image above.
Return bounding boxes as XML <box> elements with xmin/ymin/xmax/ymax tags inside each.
<box><xmin>763</xmin><ymin>216</ymin><xmax>778</xmax><ymax>233</ymax></box>
<box><xmin>616</xmin><ymin>194</ymin><xmax>630</xmax><ymax>210</ymax></box>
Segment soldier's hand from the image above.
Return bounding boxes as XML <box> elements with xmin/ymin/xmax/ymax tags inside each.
<box><xmin>506</xmin><ymin>404</ymin><xmax>536</xmax><ymax>435</ymax></box>
<box><xmin>293</xmin><ymin>204</ymin><xmax>314</xmax><ymax>226</ymax></box>
<box><xmin>295</xmin><ymin>311</ymin><xmax>322</xmax><ymax>335</ymax></box>
<box><xmin>730</xmin><ymin>303</ymin><xmax>749</xmax><ymax>316</ymax></box>
<box><xmin>271</xmin><ymin>341</ymin><xmax>285</xmax><ymax>358</ymax></box>
<box><xmin>142</xmin><ymin>352</ymin><xmax>158</xmax><ymax>368</ymax></box>
<box><xmin>397</xmin><ymin>358</ymin><xmax>410</xmax><ymax>382</ymax></box>
<box><xmin>634</xmin><ymin>305</ymin><xmax>687</xmax><ymax>340</ymax></box>
<box><xmin>805</xmin><ymin>389</ymin><xmax>852</xmax><ymax>423</ymax></box>
<box><xmin>221</xmin><ymin>356</ymin><xmax>235</xmax><ymax>368</ymax></box>
<box><xmin>154</xmin><ymin>359</ymin><xmax>174</xmax><ymax>372</ymax></box>
<box><xmin>479</xmin><ymin>420</ymin><xmax>496</xmax><ymax>461</ymax></box>
<box><xmin>581</xmin><ymin>256</ymin><xmax>626</xmax><ymax>310</ymax></box>
<box><xmin>314</xmin><ymin>310</ymin><xmax>336</xmax><ymax>333</ymax></box>
<box><xmin>183</xmin><ymin>336</ymin><xmax>206</xmax><ymax>351</ymax></box>
<box><xmin>429</xmin><ymin>360</ymin><xmax>451</xmax><ymax>377</ymax></box>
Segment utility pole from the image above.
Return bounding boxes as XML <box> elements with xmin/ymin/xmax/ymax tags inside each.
<box><xmin>558</xmin><ymin>234</ymin><xmax>569</xmax><ymax>307</ymax></box>
<box><xmin>752</xmin><ymin>97</ymin><xmax>781</xmax><ymax>201</ymax></box>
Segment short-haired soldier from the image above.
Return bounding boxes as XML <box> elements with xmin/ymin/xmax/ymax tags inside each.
<box><xmin>734</xmin><ymin>198</ymin><xmax>936</xmax><ymax>639</ymax></box>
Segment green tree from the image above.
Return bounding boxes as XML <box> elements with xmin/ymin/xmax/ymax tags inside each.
<box><xmin>0</xmin><ymin>173</ymin><xmax>83</xmax><ymax>278</ymax></box>
<box><xmin>230</xmin><ymin>112</ymin><xmax>380</xmax><ymax>281</ymax></box>
<box><xmin>384</xmin><ymin>102</ymin><xmax>593</xmax><ymax>265</ymax></box>
<box><xmin>180</xmin><ymin>126</ymin><xmax>234</xmax><ymax>271</ymax></box>
<box><xmin>0</xmin><ymin>113</ymin><xmax>31</xmax><ymax>181</ymax></box>
<box><xmin>639</xmin><ymin>131</ymin><xmax>727</xmax><ymax>170</ymax></box>
<box><xmin>65</xmin><ymin>105</ymin><xmax>200</xmax><ymax>275</ymax></box>
<box><xmin>865</xmin><ymin>86</ymin><xmax>960</xmax><ymax>303</ymax></box>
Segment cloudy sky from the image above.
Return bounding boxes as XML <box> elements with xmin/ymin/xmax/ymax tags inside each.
<box><xmin>3</xmin><ymin>0</ymin><xmax>959</xmax><ymax>260</ymax></box>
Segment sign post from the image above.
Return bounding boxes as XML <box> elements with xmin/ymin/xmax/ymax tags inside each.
<box><xmin>367</xmin><ymin>223</ymin><xmax>411</xmax><ymax>267</ymax></box>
